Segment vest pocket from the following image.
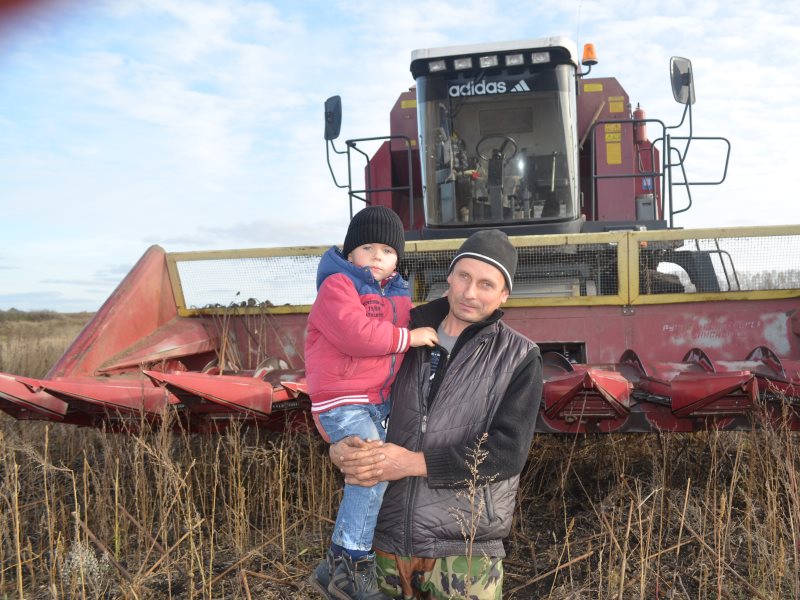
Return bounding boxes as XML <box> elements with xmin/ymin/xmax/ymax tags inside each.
<box><xmin>483</xmin><ymin>485</ymin><xmax>496</xmax><ymax>522</ymax></box>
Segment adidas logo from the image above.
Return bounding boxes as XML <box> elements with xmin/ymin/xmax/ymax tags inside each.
<box><xmin>448</xmin><ymin>80</ymin><xmax>507</xmax><ymax>97</ymax></box>
<box><xmin>510</xmin><ymin>80</ymin><xmax>531</xmax><ymax>92</ymax></box>
<box><xmin>447</xmin><ymin>79</ymin><xmax>530</xmax><ymax>97</ymax></box>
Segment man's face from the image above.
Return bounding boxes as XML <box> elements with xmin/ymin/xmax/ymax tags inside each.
<box><xmin>446</xmin><ymin>257</ymin><xmax>509</xmax><ymax>327</ymax></box>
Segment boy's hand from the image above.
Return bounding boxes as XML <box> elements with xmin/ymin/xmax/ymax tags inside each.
<box><xmin>409</xmin><ymin>326</ymin><xmax>438</xmax><ymax>348</ymax></box>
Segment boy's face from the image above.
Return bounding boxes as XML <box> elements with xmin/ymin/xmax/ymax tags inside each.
<box><xmin>347</xmin><ymin>243</ymin><xmax>398</xmax><ymax>282</ymax></box>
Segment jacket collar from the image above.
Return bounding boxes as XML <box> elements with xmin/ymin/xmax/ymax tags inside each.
<box><xmin>316</xmin><ymin>246</ymin><xmax>407</xmax><ymax>293</ymax></box>
<box><xmin>411</xmin><ymin>296</ymin><xmax>504</xmax><ymax>348</ymax></box>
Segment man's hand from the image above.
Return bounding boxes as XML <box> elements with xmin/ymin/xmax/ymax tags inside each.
<box><xmin>329</xmin><ymin>436</ymin><xmax>427</xmax><ymax>486</ymax></box>
<box><xmin>329</xmin><ymin>436</ymin><xmax>385</xmax><ymax>486</ymax></box>
<box><xmin>329</xmin><ymin>436</ymin><xmax>381</xmax><ymax>468</ymax></box>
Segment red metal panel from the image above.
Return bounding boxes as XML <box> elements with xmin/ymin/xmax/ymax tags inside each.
<box><xmin>634</xmin><ymin>141</ymin><xmax>661</xmax><ymax>218</ymax></box>
<box><xmin>366</xmin><ymin>141</ymin><xmax>423</xmax><ymax>232</ymax></box>
<box><xmin>98</xmin><ymin>317</ymin><xmax>218</xmax><ymax>373</ymax></box>
<box><xmin>502</xmin><ymin>299</ymin><xmax>800</xmax><ymax>365</ymax></box>
<box><xmin>669</xmin><ymin>372</ymin><xmax>755</xmax><ymax>417</ymax></box>
<box><xmin>47</xmin><ymin>245</ymin><xmax>178</xmax><ymax>378</ymax></box>
<box><xmin>222</xmin><ymin>313</ymin><xmax>308</xmax><ymax>372</ymax></box>
<box><xmin>366</xmin><ymin>142</ymin><xmax>394</xmax><ymax>209</ymax></box>
<box><xmin>145</xmin><ymin>370</ymin><xmax>274</xmax><ymax>418</ymax></box>
<box><xmin>389</xmin><ymin>89</ymin><xmax>418</xmax><ymax>153</ymax></box>
<box><xmin>0</xmin><ymin>373</ymin><xmax>67</xmax><ymax>420</ymax></box>
<box><xmin>365</xmin><ymin>89</ymin><xmax>423</xmax><ymax>232</ymax></box>
<box><xmin>578</xmin><ymin>77</ymin><xmax>637</xmax><ymax>222</ymax></box>
<box><xmin>16</xmin><ymin>375</ymin><xmax>176</xmax><ymax>416</ymax></box>
<box><xmin>541</xmin><ymin>368</ymin><xmax>632</xmax><ymax>433</ymax></box>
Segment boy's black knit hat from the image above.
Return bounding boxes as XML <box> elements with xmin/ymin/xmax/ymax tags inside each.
<box><xmin>448</xmin><ymin>229</ymin><xmax>517</xmax><ymax>291</ymax></box>
<box><xmin>343</xmin><ymin>206</ymin><xmax>406</xmax><ymax>261</ymax></box>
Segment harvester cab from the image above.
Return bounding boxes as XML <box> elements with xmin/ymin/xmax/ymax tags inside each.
<box><xmin>324</xmin><ymin>37</ymin><xmax>727</xmax><ymax>242</ymax></box>
<box><xmin>409</xmin><ymin>38</ymin><xmax>582</xmax><ymax>237</ymax></box>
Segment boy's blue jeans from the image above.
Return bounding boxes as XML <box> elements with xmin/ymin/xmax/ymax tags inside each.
<box><xmin>317</xmin><ymin>401</ymin><xmax>390</xmax><ymax>552</ymax></box>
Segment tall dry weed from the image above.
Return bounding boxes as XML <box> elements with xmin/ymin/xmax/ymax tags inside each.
<box><xmin>510</xmin><ymin>424</ymin><xmax>800</xmax><ymax>598</ymax></box>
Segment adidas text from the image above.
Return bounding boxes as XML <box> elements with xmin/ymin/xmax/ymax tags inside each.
<box><xmin>448</xmin><ymin>80</ymin><xmax>507</xmax><ymax>97</ymax></box>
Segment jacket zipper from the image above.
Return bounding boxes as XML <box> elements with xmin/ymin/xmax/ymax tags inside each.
<box><xmin>403</xmin><ymin>347</ymin><xmax>429</xmax><ymax>556</ymax></box>
<box><xmin>403</xmin><ymin>338</ymin><xmax>488</xmax><ymax>556</ymax></box>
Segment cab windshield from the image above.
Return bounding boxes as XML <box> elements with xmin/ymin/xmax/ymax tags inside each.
<box><xmin>416</xmin><ymin>64</ymin><xmax>578</xmax><ymax>227</ymax></box>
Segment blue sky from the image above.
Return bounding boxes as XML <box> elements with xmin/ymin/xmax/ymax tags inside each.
<box><xmin>1</xmin><ymin>0</ymin><xmax>799</xmax><ymax>312</ymax></box>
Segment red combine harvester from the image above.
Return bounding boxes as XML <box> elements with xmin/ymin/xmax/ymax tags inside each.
<box><xmin>2</xmin><ymin>37</ymin><xmax>799</xmax><ymax>434</ymax></box>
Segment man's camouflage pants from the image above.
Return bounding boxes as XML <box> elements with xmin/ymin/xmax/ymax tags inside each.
<box><xmin>375</xmin><ymin>549</ymin><xmax>503</xmax><ymax>599</ymax></box>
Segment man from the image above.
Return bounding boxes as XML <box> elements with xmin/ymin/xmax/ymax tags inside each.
<box><xmin>331</xmin><ymin>229</ymin><xmax>543</xmax><ymax>599</ymax></box>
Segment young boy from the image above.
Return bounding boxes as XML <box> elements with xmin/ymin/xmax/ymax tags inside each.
<box><xmin>305</xmin><ymin>206</ymin><xmax>437</xmax><ymax>600</ymax></box>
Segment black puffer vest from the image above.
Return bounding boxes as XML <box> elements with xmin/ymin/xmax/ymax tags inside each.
<box><xmin>374</xmin><ymin>316</ymin><xmax>534</xmax><ymax>558</ymax></box>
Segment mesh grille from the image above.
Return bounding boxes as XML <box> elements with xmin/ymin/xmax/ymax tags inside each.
<box><xmin>168</xmin><ymin>228</ymin><xmax>800</xmax><ymax>312</ymax></box>
<box><xmin>640</xmin><ymin>235</ymin><xmax>800</xmax><ymax>295</ymax></box>
<box><xmin>176</xmin><ymin>255</ymin><xmax>320</xmax><ymax>309</ymax></box>
<box><xmin>401</xmin><ymin>241</ymin><xmax>620</xmax><ymax>302</ymax></box>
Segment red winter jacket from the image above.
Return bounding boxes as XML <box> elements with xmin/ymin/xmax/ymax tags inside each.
<box><xmin>305</xmin><ymin>247</ymin><xmax>413</xmax><ymax>415</ymax></box>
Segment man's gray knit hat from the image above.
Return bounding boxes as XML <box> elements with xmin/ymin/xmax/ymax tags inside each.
<box><xmin>448</xmin><ymin>229</ymin><xmax>517</xmax><ymax>292</ymax></box>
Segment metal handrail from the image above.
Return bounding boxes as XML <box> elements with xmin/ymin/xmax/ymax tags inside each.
<box><xmin>337</xmin><ymin>135</ymin><xmax>415</xmax><ymax>222</ymax></box>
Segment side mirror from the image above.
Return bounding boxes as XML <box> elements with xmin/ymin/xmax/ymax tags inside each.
<box><xmin>670</xmin><ymin>57</ymin><xmax>696</xmax><ymax>105</ymax></box>
<box><xmin>324</xmin><ymin>96</ymin><xmax>342</xmax><ymax>141</ymax></box>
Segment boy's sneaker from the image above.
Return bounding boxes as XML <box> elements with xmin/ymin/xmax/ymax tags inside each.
<box><xmin>328</xmin><ymin>551</ymin><xmax>391</xmax><ymax>600</ymax></box>
<box><xmin>308</xmin><ymin>548</ymin><xmax>339</xmax><ymax>599</ymax></box>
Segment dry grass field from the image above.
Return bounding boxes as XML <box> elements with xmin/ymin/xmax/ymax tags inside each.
<box><xmin>1</xmin><ymin>309</ymin><xmax>800</xmax><ymax>599</ymax></box>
